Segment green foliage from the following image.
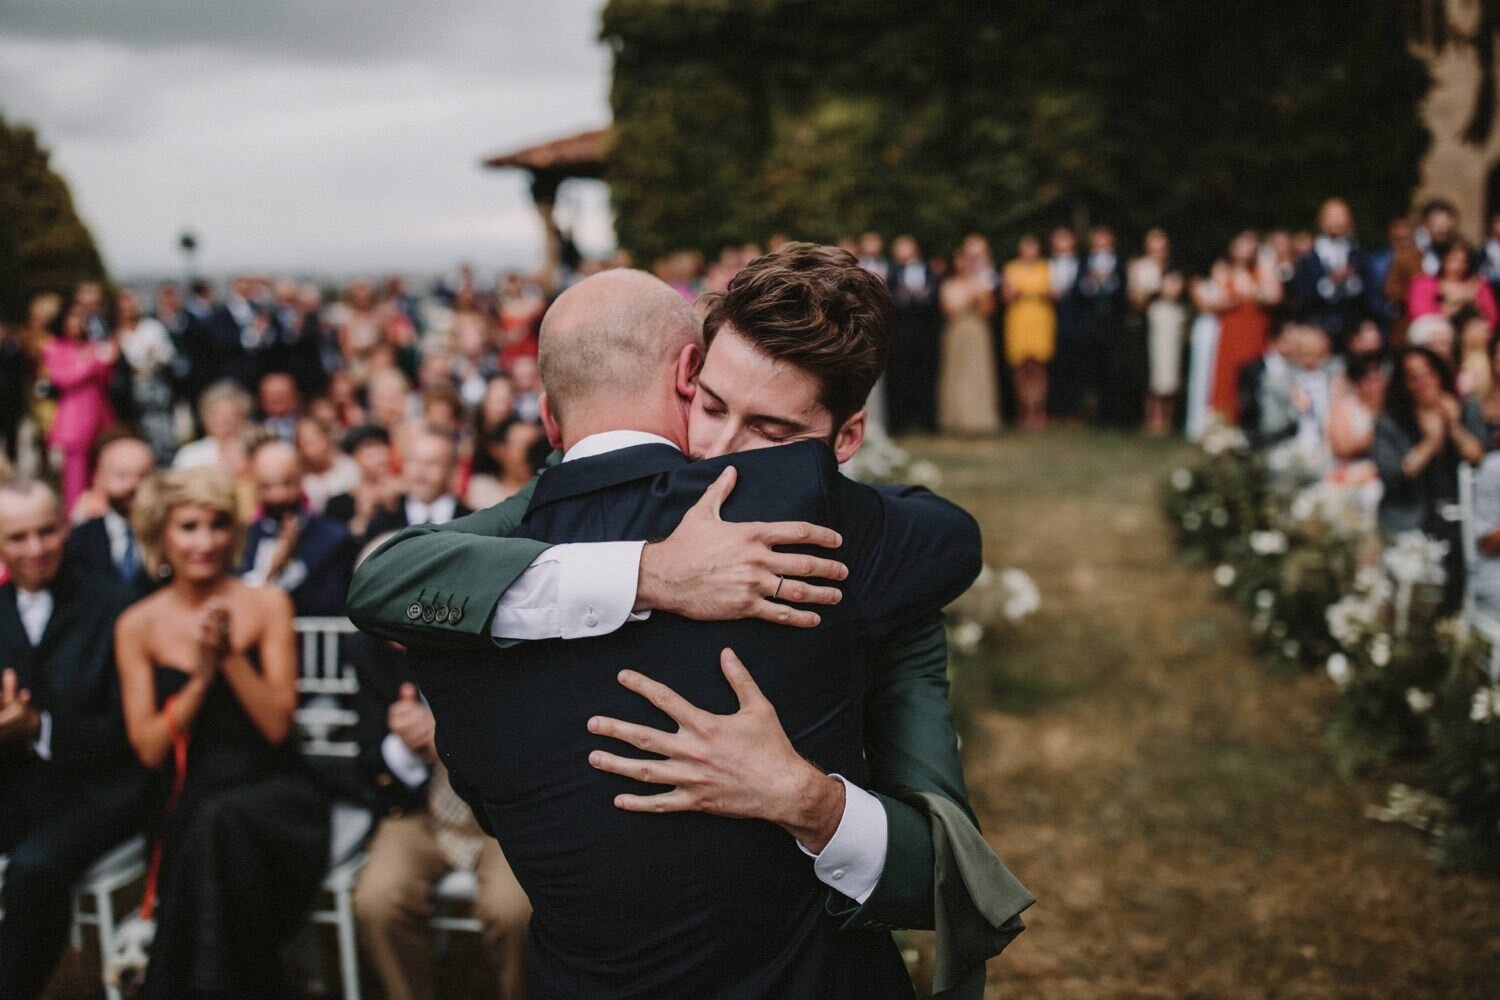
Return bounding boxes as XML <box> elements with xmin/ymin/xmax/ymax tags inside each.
<box><xmin>1429</xmin><ymin>650</ymin><xmax>1500</xmax><ymax>873</ymax></box>
<box><xmin>0</xmin><ymin>111</ymin><xmax>108</xmax><ymax>321</ymax></box>
<box><xmin>602</xmin><ymin>0</ymin><xmax>1430</xmax><ymax>264</ymax></box>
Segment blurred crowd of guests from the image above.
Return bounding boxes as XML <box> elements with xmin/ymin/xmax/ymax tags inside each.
<box><xmin>0</xmin><ymin>265</ymin><xmax>562</xmax><ymax>998</ymax></box>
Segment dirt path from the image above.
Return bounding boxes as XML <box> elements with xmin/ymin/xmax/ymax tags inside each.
<box><xmin>911</xmin><ymin>430</ymin><xmax>1500</xmax><ymax>999</ymax></box>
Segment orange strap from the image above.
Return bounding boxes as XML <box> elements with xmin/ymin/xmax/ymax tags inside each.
<box><xmin>140</xmin><ymin>693</ymin><xmax>192</xmax><ymax>921</ymax></box>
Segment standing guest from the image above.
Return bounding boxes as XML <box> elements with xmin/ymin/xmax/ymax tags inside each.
<box><xmin>0</xmin><ymin>479</ymin><xmax>149</xmax><ymax>1000</ymax></box>
<box><xmin>1291</xmin><ymin>198</ymin><xmax>1369</xmax><ymax>349</ymax></box>
<box><xmin>1144</xmin><ymin>271</ymin><xmax>1189</xmax><ymax>435</ymax></box>
<box><xmin>857</xmin><ymin>232</ymin><xmax>890</xmax><ymax>281</ymax></box>
<box><xmin>42</xmin><ymin>303</ymin><xmax>118</xmax><ymax>510</ymax></box>
<box><xmin>466</xmin><ymin>376</ymin><xmax>517</xmax><ymax>485</ymax></box>
<box><xmin>1368</xmin><ymin>217</ymin><xmax>1414</xmax><ymax>338</ymax></box>
<box><xmin>885</xmin><ymin>235</ymin><xmax>941</xmax><ymax>433</ymax></box>
<box><xmin>72</xmin><ymin>282</ymin><xmax>109</xmax><ymax>343</ymax></box>
<box><xmin>325</xmin><ymin>425</ymin><xmax>402</xmax><ymax>546</ymax></box>
<box><xmin>1345</xmin><ymin>319</ymin><xmax>1387</xmax><ymax>364</ymax></box>
<box><xmin>1456</xmin><ymin>314</ymin><xmax>1493</xmax><ymax>400</ymax></box>
<box><xmin>366</xmin><ymin>368</ymin><xmax>414</xmax><ymax>453</ymax></box>
<box><xmin>351</xmin><ymin>631</ymin><xmax>531</xmax><ymax>1000</ymax></box>
<box><xmin>1001</xmin><ymin>234</ymin><xmax>1055</xmax><ymax>430</ymax></box>
<box><xmin>1047</xmin><ymin>227</ymin><xmax>1089</xmax><ymax>422</ymax></box>
<box><xmin>296</xmin><ymin>417</ymin><xmax>360</xmax><ymax>515</ymax></box>
<box><xmin>207</xmin><ymin>276</ymin><xmax>260</xmax><ymax>390</ymax></box>
<box><xmin>173</xmin><ymin>380</ymin><xmax>252</xmax><ymax>479</ymax></box>
<box><xmin>367</xmin><ymin>426</ymin><xmax>472</xmax><ymax>538</ymax></box>
<box><xmin>115</xmin><ymin>289</ymin><xmax>179</xmax><ymax>465</ymax></box>
<box><xmin>256</xmin><ymin>371</ymin><xmax>302</xmax><ymax>443</ymax></box>
<box><xmin>0</xmin><ymin>321</ymin><xmax>25</xmax><ymax>465</ymax></box>
<box><xmin>1328</xmin><ymin>353</ymin><xmax>1389</xmax><ymax>465</ymax></box>
<box><xmin>466</xmin><ymin>418</ymin><xmax>544</xmax><ymax>510</ymax></box>
<box><xmin>325</xmin><ymin>369</ymin><xmax>367</xmax><ymax>431</ymax></box>
<box><xmin>239</xmin><ymin>440</ymin><xmax>355</xmax><ymax>618</ymax></box>
<box><xmin>20</xmin><ymin>294</ymin><xmax>61</xmax><ymax>474</ymax></box>
<box><xmin>509</xmin><ymin>356</ymin><xmax>544</xmax><ymax>424</ymax></box>
<box><xmin>1079</xmin><ymin>227</ymin><xmax>1132</xmax><ymax>426</ymax></box>
<box><xmin>1127</xmin><ymin>230</ymin><xmax>1173</xmax><ymax>428</ymax></box>
<box><xmin>337</xmin><ymin>277</ymin><xmax>383</xmax><ymax>385</ymax></box>
<box><xmin>1195</xmin><ymin>232</ymin><xmax>1282</xmax><ymax>425</ymax></box>
<box><xmin>1408</xmin><ymin>240</ymin><xmax>1499</xmax><ymax>329</ymax></box>
<box><xmin>1388</xmin><ymin>199</ymin><xmax>1460</xmax><ymax>342</ymax></box>
<box><xmin>154</xmin><ymin>283</ymin><xmax>215</xmax><ymax>439</ymax></box>
<box><xmin>115</xmin><ymin>468</ymin><xmax>329</xmax><ymax>1000</ymax></box>
<box><xmin>937</xmin><ymin>238</ymin><xmax>1001</xmax><ymax>434</ymax></box>
<box><xmin>64</xmin><ymin>429</ymin><xmax>157</xmax><ymax>597</ymax></box>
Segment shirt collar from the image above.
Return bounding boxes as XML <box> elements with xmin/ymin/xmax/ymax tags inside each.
<box><xmin>406</xmin><ymin>493</ymin><xmax>457</xmax><ymax>525</ymax></box>
<box><xmin>563</xmin><ymin>430</ymin><xmax>681</xmax><ymax>463</ymax></box>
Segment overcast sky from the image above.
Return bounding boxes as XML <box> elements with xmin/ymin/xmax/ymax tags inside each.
<box><xmin>0</xmin><ymin>0</ymin><xmax>613</xmax><ymax>281</ymax></box>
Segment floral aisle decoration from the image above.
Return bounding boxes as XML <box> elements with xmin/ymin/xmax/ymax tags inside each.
<box><xmin>1164</xmin><ymin>419</ymin><xmax>1500</xmax><ymax>872</ymax></box>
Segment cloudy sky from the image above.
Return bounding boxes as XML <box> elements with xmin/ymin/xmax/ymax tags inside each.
<box><xmin>0</xmin><ymin>0</ymin><xmax>613</xmax><ymax>281</ymax></box>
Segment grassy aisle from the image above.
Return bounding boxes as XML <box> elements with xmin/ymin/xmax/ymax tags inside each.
<box><xmin>911</xmin><ymin>430</ymin><xmax>1500</xmax><ymax>999</ymax></box>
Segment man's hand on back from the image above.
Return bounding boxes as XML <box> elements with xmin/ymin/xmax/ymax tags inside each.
<box><xmin>586</xmin><ymin>648</ymin><xmax>845</xmax><ymax>853</ymax></box>
<box><xmin>634</xmin><ymin>467</ymin><xmax>848</xmax><ymax>630</ymax></box>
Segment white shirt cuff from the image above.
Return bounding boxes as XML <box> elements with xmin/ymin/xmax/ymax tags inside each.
<box><xmin>31</xmin><ymin>710</ymin><xmax>53</xmax><ymax>761</ymax></box>
<box><xmin>381</xmin><ymin>731</ymin><xmax>431</xmax><ymax>789</ymax></box>
<box><xmin>489</xmin><ymin>541</ymin><xmax>650</xmax><ymax>641</ymax></box>
<box><xmin>797</xmin><ymin>774</ymin><xmax>888</xmax><ymax>905</ymax></box>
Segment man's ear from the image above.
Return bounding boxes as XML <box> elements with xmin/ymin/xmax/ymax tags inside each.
<box><xmin>832</xmin><ymin>410</ymin><xmax>867</xmax><ymax>465</ymax></box>
<box><xmin>538</xmin><ymin>392</ymin><xmax>563</xmax><ymax>450</ymax></box>
<box><xmin>675</xmin><ymin>342</ymin><xmax>703</xmax><ymax>402</ymax></box>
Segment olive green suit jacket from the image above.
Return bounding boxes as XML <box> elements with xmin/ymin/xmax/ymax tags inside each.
<box><xmin>346</xmin><ymin>477</ymin><xmax>1032</xmax><ymax>996</ymax></box>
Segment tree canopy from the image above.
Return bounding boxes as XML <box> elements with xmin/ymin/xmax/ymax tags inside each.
<box><xmin>602</xmin><ymin>0</ymin><xmax>1432</xmax><ymax>267</ymax></box>
<box><xmin>0</xmin><ymin>112</ymin><xmax>108</xmax><ymax>322</ymax></box>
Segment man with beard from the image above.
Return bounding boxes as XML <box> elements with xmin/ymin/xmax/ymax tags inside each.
<box><xmin>241</xmin><ymin>438</ymin><xmax>355</xmax><ymax>617</ymax></box>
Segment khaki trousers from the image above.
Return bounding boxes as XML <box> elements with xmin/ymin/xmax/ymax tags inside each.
<box><xmin>353</xmin><ymin>813</ymin><xmax>531</xmax><ymax>1000</ymax></box>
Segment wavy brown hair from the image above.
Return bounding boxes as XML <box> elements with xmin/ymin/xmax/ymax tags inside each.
<box><xmin>701</xmin><ymin>242</ymin><xmax>893</xmax><ymax>428</ymax></box>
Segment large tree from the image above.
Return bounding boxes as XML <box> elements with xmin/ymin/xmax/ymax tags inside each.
<box><xmin>602</xmin><ymin>0</ymin><xmax>1431</xmax><ymax>266</ymax></box>
<box><xmin>0</xmin><ymin>112</ymin><xmax>108</xmax><ymax>321</ymax></box>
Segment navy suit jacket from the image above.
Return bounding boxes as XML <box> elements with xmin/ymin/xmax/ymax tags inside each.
<box><xmin>239</xmin><ymin>514</ymin><xmax>355</xmax><ymax>618</ymax></box>
<box><xmin>415</xmin><ymin>440</ymin><xmax>980</xmax><ymax>999</ymax></box>
<box><xmin>63</xmin><ymin>516</ymin><xmax>154</xmax><ymax>600</ymax></box>
<box><xmin>0</xmin><ymin>566</ymin><xmax>144</xmax><ymax>789</ymax></box>
<box><xmin>1290</xmin><ymin>247</ymin><xmax>1370</xmax><ymax>346</ymax></box>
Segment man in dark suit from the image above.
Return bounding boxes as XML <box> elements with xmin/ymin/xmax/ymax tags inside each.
<box><xmin>63</xmin><ymin>428</ymin><xmax>157</xmax><ymax>598</ymax></box>
<box><xmin>0</xmin><ymin>480</ymin><xmax>151</xmax><ymax>1000</ymax></box>
<box><xmin>886</xmin><ymin>234</ymin><xmax>941</xmax><ymax>433</ymax></box>
<box><xmin>1047</xmin><ymin>226</ymin><xmax>1090</xmax><ymax>422</ymax></box>
<box><xmin>1290</xmin><ymin>197</ymin><xmax>1370</xmax><ymax>350</ymax></box>
<box><xmin>365</xmin><ymin>426</ymin><xmax>471</xmax><ymax>538</ymax></box>
<box><xmin>240</xmin><ymin>439</ymin><xmax>355</xmax><ymax>617</ymax></box>
<box><xmin>1079</xmin><ymin>226</ymin><xmax>1134</xmax><ymax>427</ymax></box>
<box><xmin>357</xmin><ymin>256</ymin><xmax>1026</xmax><ymax>995</ymax></box>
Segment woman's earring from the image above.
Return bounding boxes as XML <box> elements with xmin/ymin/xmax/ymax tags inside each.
<box><xmin>158</xmin><ymin>561</ymin><xmax>173</xmax><ymax>580</ymax></box>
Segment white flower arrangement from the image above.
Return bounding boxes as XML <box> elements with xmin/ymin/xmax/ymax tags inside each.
<box><xmin>1213</xmin><ymin>564</ymin><xmax>1237</xmax><ymax>588</ymax></box>
<box><xmin>1171</xmin><ymin>468</ymin><xmax>1193</xmax><ymax>492</ymax></box>
<box><xmin>1405</xmin><ymin>688</ymin><xmax>1435</xmax><ymax>715</ymax></box>
<box><xmin>1325</xmin><ymin>652</ymin><xmax>1352</xmax><ymax>687</ymax></box>
<box><xmin>1249</xmin><ymin>530</ymin><xmax>1289</xmax><ymax>556</ymax></box>
<box><xmin>1469</xmin><ymin>686</ymin><xmax>1500</xmax><ymax>724</ymax></box>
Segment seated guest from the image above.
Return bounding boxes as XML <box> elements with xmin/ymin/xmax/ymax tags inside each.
<box><xmin>1260</xmin><ymin>325</ymin><xmax>1339</xmax><ymax>449</ymax></box>
<box><xmin>350</xmin><ymin>628</ymin><xmax>530</xmax><ymax>1000</ymax></box>
<box><xmin>367</xmin><ymin>426</ymin><xmax>471</xmax><ymax>536</ymax></box>
<box><xmin>115</xmin><ymin>468</ymin><xmax>329</xmax><ymax>1000</ymax></box>
<box><xmin>326</xmin><ymin>424</ymin><xmax>401</xmax><ymax>544</ymax></box>
<box><xmin>0</xmin><ymin>479</ymin><xmax>150</xmax><ymax>1000</ymax></box>
<box><xmin>1457</xmin><ymin>313</ymin><xmax>1493</xmax><ymax>400</ymax></box>
<box><xmin>296</xmin><ymin>417</ymin><xmax>359</xmax><ymax>515</ymax></box>
<box><xmin>508</xmin><ymin>356</ymin><xmax>543</xmax><ymax>423</ymax></box>
<box><xmin>173</xmin><ymin>379</ymin><xmax>252</xmax><ymax>479</ymax></box>
<box><xmin>1237</xmin><ymin>320</ymin><xmax>1295</xmax><ymax>442</ymax></box>
<box><xmin>63</xmin><ymin>428</ymin><xmax>157</xmax><ymax>597</ymax></box>
<box><xmin>257</xmin><ymin>371</ymin><xmax>302</xmax><ymax>443</ymax></box>
<box><xmin>1409</xmin><ymin>239</ymin><xmax>1500</xmax><ymax>330</ymax></box>
<box><xmin>241</xmin><ymin>439</ymin><xmax>355</xmax><ymax>617</ymax></box>
<box><xmin>421</xmin><ymin>383</ymin><xmax>464</xmax><ymax>440</ymax></box>
<box><xmin>465</xmin><ymin>417</ymin><xmax>543</xmax><ymax>510</ymax></box>
<box><xmin>1327</xmin><ymin>353</ymin><xmax>1389</xmax><ymax>465</ymax></box>
<box><xmin>1469</xmin><ymin>448</ymin><xmax>1500</xmax><ymax>615</ymax></box>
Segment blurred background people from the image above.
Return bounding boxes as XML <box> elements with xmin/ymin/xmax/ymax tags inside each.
<box><xmin>64</xmin><ymin>428</ymin><xmax>157</xmax><ymax>597</ymax></box>
<box><xmin>42</xmin><ymin>303</ymin><xmax>117</xmax><ymax>509</ymax></box>
<box><xmin>885</xmin><ymin>235</ymin><xmax>941</xmax><ymax>434</ymax></box>
<box><xmin>240</xmin><ymin>440</ymin><xmax>356</xmax><ymax>618</ymax></box>
<box><xmin>938</xmin><ymin>235</ymin><xmax>1001</xmax><ymax>434</ymax></box>
<box><xmin>1001</xmin><ymin>234</ymin><xmax>1055</xmax><ymax>430</ymax></box>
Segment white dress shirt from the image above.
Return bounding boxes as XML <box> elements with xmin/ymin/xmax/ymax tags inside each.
<box><xmin>103</xmin><ymin>509</ymin><xmax>137</xmax><ymax>575</ymax></box>
<box><xmin>405</xmin><ymin>494</ymin><xmax>458</xmax><ymax>527</ymax></box>
<box><xmin>14</xmin><ymin>587</ymin><xmax>55</xmax><ymax>760</ymax></box>
<box><xmin>488</xmin><ymin>428</ymin><xmax>888</xmax><ymax>903</ymax></box>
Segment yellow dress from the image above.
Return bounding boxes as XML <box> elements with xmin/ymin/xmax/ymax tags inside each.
<box><xmin>1002</xmin><ymin>259</ymin><xmax>1056</xmax><ymax>367</ymax></box>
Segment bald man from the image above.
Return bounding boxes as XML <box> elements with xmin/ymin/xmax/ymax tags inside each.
<box><xmin>240</xmin><ymin>438</ymin><xmax>356</xmax><ymax>617</ymax></box>
<box><xmin>64</xmin><ymin>428</ymin><xmax>157</xmax><ymax>598</ymax></box>
<box><xmin>0</xmin><ymin>479</ymin><xmax>148</xmax><ymax>1000</ymax></box>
